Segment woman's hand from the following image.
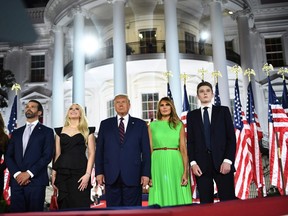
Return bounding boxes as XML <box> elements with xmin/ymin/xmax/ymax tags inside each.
<box><xmin>181</xmin><ymin>173</ymin><xmax>188</xmax><ymax>186</ymax></box>
<box><xmin>149</xmin><ymin>179</ymin><xmax>153</xmax><ymax>187</ymax></box>
<box><xmin>51</xmin><ymin>173</ymin><xmax>58</xmax><ymax>191</ymax></box>
<box><xmin>78</xmin><ymin>173</ymin><xmax>90</xmax><ymax>191</ymax></box>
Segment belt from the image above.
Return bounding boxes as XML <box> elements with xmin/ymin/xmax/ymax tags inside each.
<box><xmin>153</xmin><ymin>147</ymin><xmax>179</xmax><ymax>151</ymax></box>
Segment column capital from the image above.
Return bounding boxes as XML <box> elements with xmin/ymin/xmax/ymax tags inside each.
<box><xmin>51</xmin><ymin>25</ymin><xmax>69</xmax><ymax>34</ymax></box>
<box><xmin>107</xmin><ymin>0</ymin><xmax>127</xmax><ymax>4</ymax></box>
<box><xmin>201</xmin><ymin>0</ymin><xmax>228</xmax><ymax>7</ymax></box>
<box><xmin>50</xmin><ymin>25</ymin><xmax>69</xmax><ymax>44</ymax></box>
<box><xmin>231</xmin><ymin>8</ymin><xmax>254</xmax><ymax>28</ymax></box>
<box><xmin>231</xmin><ymin>8</ymin><xmax>253</xmax><ymax>21</ymax></box>
<box><xmin>67</xmin><ymin>5</ymin><xmax>91</xmax><ymax>19</ymax></box>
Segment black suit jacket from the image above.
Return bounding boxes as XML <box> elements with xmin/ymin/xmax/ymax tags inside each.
<box><xmin>187</xmin><ymin>105</ymin><xmax>236</xmax><ymax>172</ymax></box>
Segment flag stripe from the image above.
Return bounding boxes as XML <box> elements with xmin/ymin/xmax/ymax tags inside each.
<box><xmin>268</xmin><ymin>77</ymin><xmax>288</xmax><ymax>195</ymax></box>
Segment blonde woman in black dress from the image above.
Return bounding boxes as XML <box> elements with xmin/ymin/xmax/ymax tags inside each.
<box><xmin>52</xmin><ymin>104</ymin><xmax>95</xmax><ymax>209</ymax></box>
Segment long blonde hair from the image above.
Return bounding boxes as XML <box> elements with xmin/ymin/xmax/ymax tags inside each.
<box><xmin>156</xmin><ymin>97</ymin><xmax>181</xmax><ymax>129</ymax></box>
<box><xmin>64</xmin><ymin>104</ymin><xmax>89</xmax><ymax>144</ymax></box>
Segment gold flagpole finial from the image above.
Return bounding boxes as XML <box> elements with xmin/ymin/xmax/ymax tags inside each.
<box><xmin>180</xmin><ymin>73</ymin><xmax>191</xmax><ymax>85</ymax></box>
<box><xmin>198</xmin><ymin>68</ymin><xmax>208</xmax><ymax>81</ymax></box>
<box><xmin>277</xmin><ymin>67</ymin><xmax>288</xmax><ymax>80</ymax></box>
<box><xmin>211</xmin><ymin>70</ymin><xmax>222</xmax><ymax>85</ymax></box>
<box><xmin>11</xmin><ymin>83</ymin><xmax>21</xmax><ymax>95</ymax></box>
<box><xmin>244</xmin><ymin>68</ymin><xmax>256</xmax><ymax>82</ymax></box>
<box><xmin>163</xmin><ymin>71</ymin><xmax>173</xmax><ymax>83</ymax></box>
<box><xmin>262</xmin><ymin>63</ymin><xmax>274</xmax><ymax>76</ymax></box>
<box><xmin>230</xmin><ymin>65</ymin><xmax>242</xmax><ymax>79</ymax></box>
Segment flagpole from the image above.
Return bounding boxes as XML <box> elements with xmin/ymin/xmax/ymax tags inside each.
<box><xmin>198</xmin><ymin>68</ymin><xmax>208</xmax><ymax>82</ymax></box>
<box><xmin>211</xmin><ymin>70</ymin><xmax>222</xmax><ymax>86</ymax></box>
<box><xmin>264</xmin><ymin>63</ymin><xmax>286</xmax><ymax>196</ymax></box>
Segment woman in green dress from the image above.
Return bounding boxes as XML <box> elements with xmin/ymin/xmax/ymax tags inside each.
<box><xmin>148</xmin><ymin>97</ymin><xmax>192</xmax><ymax>207</ymax></box>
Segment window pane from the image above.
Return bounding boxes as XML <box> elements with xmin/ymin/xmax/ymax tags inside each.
<box><xmin>265</xmin><ymin>37</ymin><xmax>284</xmax><ymax>67</ymax></box>
<box><xmin>30</xmin><ymin>55</ymin><xmax>45</xmax><ymax>82</ymax></box>
<box><xmin>141</xmin><ymin>93</ymin><xmax>159</xmax><ymax>120</ymax></box>
<box><xmin>107</xmin><ymin>99</ymin><xmax>115</xmax><ymax>117</ymax></box>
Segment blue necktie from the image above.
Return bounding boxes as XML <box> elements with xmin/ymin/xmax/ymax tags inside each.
<box><xmin>203</xmin><ymin>107</ymin><xmax>211</xmax><ymax>150</ymax></box>
<box><xmin>119</xmin><ymin>117</ymin><xmax>125</xmax><ymax>144</ymax></box>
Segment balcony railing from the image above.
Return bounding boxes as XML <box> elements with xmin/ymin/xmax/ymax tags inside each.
<box><xmin>64</xmin><ymin>40</ymin><xmax>240</xmax><ymax>76</ymax></box>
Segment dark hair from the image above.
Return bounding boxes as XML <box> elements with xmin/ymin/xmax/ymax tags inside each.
<box><xmin>28</xmin><ymin>100</ymin><xmax>43</xmax><ymax>113</ymax></box>
<box><xmin>197</xmin><ymin>81</ymin><xmax>213</xmax><ymax>95</ymax></box>
<box><xmin>156</xmin><ymin>97</ymin><xmax>180</xmax><ymax>129</ymax></box>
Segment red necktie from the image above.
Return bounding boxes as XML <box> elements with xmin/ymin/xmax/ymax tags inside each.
<box><xmin>119</xmin><ymin>117</ymin><xmax>125</xmax><ymax>144</ymax></box>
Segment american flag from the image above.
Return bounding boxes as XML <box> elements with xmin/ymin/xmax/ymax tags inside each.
<box><xmin>180</xmin><ymin>83</ymin><xmax>190</xmax><ymax>132</ymax></box>
<box><xmin>7</xmin><ymin>95</ymin><xmax>17</xmax><ymax>135</ymax></box>
<box><xmin>167</xmin><ymin>83</ymin><xmax>173</xmax><ymax>100</ymax></box>
<box><xmin>281</xmin><ymin>79</ymin><xmax>288</xmax><ymax>116</ymax></box>
<box><xmin>3</xmin><ymin>95</ymin><xmax>17</xmax><ymax>205</ymax></box>
<box><xmin>246</xmin><ymin>82</ymin><xmax>265</xmax><ymax>196</ymax></box>
<box><xmin>214</xmin><ymin>82</ymin><xmax>221</xmax><ymax>106</ymax></box>
<box><xmin>233</xmin><ymin>79</ymin><xmax>253</xmax><ymax>199</ymax></box>
<box><xmin>268</xmin><ymin>77</ymin><xmax>288</xmax><ymax>195</ymax></box>
<box><xmin>179</xmin><ymin>84</ymin><xmax>197</xmax><ymax>199</ymax></box>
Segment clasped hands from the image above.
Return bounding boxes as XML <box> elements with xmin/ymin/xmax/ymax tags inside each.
<box><xmin>16</xmin><ymin>172</ymin><xmax>31</xmax><ymax>186</ymax></box>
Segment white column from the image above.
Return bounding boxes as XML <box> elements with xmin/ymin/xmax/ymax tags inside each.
<box><xmin>52</xmin><ymin>25</ymin><xmax>64</xmax><ymax>127</ymax></box>
<box><xmin>164</xmin><ymin>0</ymin><xmax>182</xmax><ymax>116</ymax></box>
<box><xmin>209</xmin><ymin>0</ymin><xmax>230</xmax><ymax>107</ymax></box>
<box><xmin>233</xmin><ymin>9</ymin><xmax>252</xmax><ymax>104</ymax></box>
<box><xmin>233</xmin><ymin>10</ymin><xmax>267</xmax><ymax>131</ymax></box>
<box><xmin>113</xmin><ymin>0</ymin><xmax>127</xmax><ymax>95</ymax></box>
<box><xmin>72</xmin><ymin>7</ymin><xmax>85</xmax><ymax>107</ymax></box>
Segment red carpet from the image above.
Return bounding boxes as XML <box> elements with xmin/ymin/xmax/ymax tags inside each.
<box><xmin>2</xmin><ymin>196</ymin><xmax>288</xmax><ymax>216</ymax></box>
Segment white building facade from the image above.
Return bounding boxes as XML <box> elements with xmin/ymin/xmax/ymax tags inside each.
<box><xmin>0</xmin><ymin>0</ymin><xmax>288</xmax><ymax>139</ymax></box>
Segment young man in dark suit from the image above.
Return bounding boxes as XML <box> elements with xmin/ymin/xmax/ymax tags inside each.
<box><xmin>187</xmin><ymin>81</ymin><xmax>236</xmax><ymax>203</ymax></box>
<box><xmin>5</xmin><ymin>99</ymin><xmax>54</xmax><ymax>212</ymax></box>
<box><xmin>95</xmin><ymin>94</ymin><xmax>151</xmax><ymax>207</ymax></box>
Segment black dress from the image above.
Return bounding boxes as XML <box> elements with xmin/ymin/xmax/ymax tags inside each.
<box><xmin>53</xmin><ymin>127</ymin><xmax>95</xmax><ymax>209</ymax></box>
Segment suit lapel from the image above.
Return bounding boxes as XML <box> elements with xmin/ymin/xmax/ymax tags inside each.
<box><xmin>211</xmin><ymin>105</ymin><xmax>218</xmax><ymax>131</ymax></box>
<box><xmin>18</xmin><ymin>126</ymin><xmax>26</xmax><ymax>158</ymax></box>
<box><xmin>24</xmin><ymin>123</ymin><xmax>41</xmax><ymax>154</ymax></box>
<box><xmin>196</xmin><ymin>108</ymin><xmax>205</xmax><ymax>134</ymax></box>
<box><xmin>123</xmin><ymin>116</ymin><xmax>134</xmax><ymax>144</ymax></box>
<box><xmin>112</xmin><ymin>117</ymin><xmax>120</xmax><ymax>142</ymax></box>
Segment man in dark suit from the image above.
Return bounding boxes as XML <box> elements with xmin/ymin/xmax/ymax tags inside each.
<box><xmin>95</xmin><ymin>94</ymin><xmax>151</xmax><ymax>207</ymax></box>
<box><xmin>5</xmin><ymin>99</ymin><xmax>54</xmax><ymax>212</ymax></box>
<box><xmin>187</xmin><ymin>81</ymin><xmax>236</xmax><ymax>203</ymax></box>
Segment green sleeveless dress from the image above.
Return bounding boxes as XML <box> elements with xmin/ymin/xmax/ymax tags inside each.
<box><xmin>148</xmin><ymin>120</ymin><xmax>192</xmax><ymax>207</ymax></box>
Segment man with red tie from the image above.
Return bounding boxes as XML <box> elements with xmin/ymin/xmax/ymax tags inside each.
<box><xmin>95</xmin><ymin>94</ymin><xmax>151</xmax><ymax>207</ymax></box>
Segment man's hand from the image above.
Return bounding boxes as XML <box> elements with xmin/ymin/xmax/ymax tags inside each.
<box><xmin>220</xmin><ymin>162</ymin><xmax>231</xmax><ymax>175</ymax></box>
<box><xmin>191</xmin><ymin>164</ymin><xmax>202</xmax><ymax>177</ymax></box>
<box><xmin>96</xmin><ymin>174</ymin><xmax>105</xmax><ymax>186</ymax></box>
<box><xmin>141</xmin><ymin>176</ymin><xmax>149</xmax><ymax>189</ymax></box>
<box><xmin>16</xmin><ymin>172</ymin><xmax>31</xmax><ymax>186</ymax></box>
